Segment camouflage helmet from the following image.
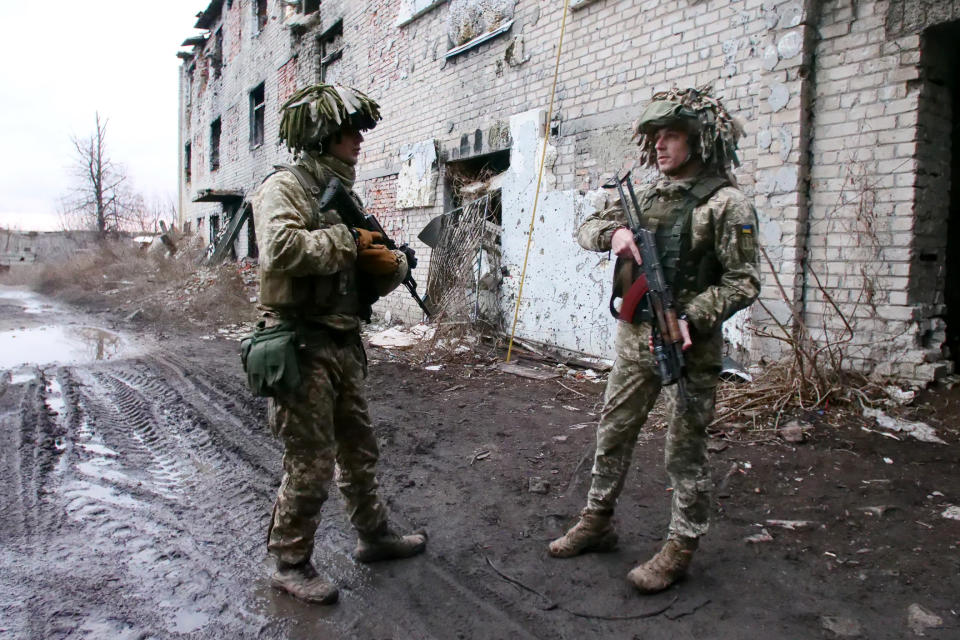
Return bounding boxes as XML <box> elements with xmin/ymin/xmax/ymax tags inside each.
<box><xmin>278</xmin><ymin>83</ymin><xmax>382</xmax><ymax>153</ymax></box>
<box><xmin>632</xmin><ymin>85</ymin><xmax>743</xmax><ymax>171</ymax></box>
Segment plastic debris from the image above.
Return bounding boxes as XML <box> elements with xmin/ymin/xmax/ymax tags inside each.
<box><xmin>368</xmin><ymin>323</ymin><xmax>435</xmax><ymax>349</ymax></box>
<box><xmin>884</xmin><ymin>385</ymin><xmax>916</xmax><ymax>407</ymax></box>
<box><xmin>942</xmin><ymin>506</ymin><xmax>960</xmax><ymax>521</ymax></box>
<box><xmin>424</xmin><ymin>365</ymin><xmax>443</xmax><ymax>371</ymax></box>
<box><xmin>821</xmin><ymin>616</ymin><xmax>862</xmax><ymax>637</ymax></box>
<box><xmin>765</xmin><ymin>519</ymin><xmax>818</xmax><ymax>531</ymax></box>
<box><xmin>719</xmin><ymin>355</ymin><xmax>753</xmax><ymax>383</ymax></box>
<box><xmin>745</xmin><ymin>528</ymin><xmax>773</xmax><ymax>544</ymax></box>
<box><xmin>907</xmin><ymin>603</ymin><xmax>943</xmax><ymax>636</ymax></box>
<box><xmin>863</xmin><ymin>408</ymin><xmax>947</xmax><ymax>444</ymax></box>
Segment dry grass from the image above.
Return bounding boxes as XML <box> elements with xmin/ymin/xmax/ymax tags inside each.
<box><xmin>0</xmin><ymin>238</ymin><xmax>258</xmax><ymax>330</ymax></box>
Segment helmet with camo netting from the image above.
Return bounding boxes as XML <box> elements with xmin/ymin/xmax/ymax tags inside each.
<box><xmin>632</xmin><ymin>85</ymin><xmax>743</xmax><ymax>171</ymax></box>
<box><xmin>278</xmin><ymin>84</ymin><xmax>382</xmax><ymax>153</ymax></box>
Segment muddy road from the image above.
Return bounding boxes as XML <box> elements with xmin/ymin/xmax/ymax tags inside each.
<box><xmin>1</xmin><ymin>286</ymin><xmax>958</xmax><ymax>639</ymax></box>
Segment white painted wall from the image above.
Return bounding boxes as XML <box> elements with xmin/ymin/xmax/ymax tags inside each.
<box><xmin>499</xmin><ymin>109</ymin><xmax>614</xmax><ymax>359</ymax></box>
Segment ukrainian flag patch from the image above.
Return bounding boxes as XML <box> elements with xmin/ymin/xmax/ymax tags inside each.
<box><xmin>741</xmin><ymin>224</ymin><xmax>753</xmax><ymax>235</ymax></box>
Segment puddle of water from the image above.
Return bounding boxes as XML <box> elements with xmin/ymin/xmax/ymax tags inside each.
<box><xmin>0</xmin><ymin>326</ymin><xmax>131</xmax><ymax>368</ymax></box>
<box><xmin>0</xmin><ymin>287</ymin><xmax>61</xmax><ymax>314</ymax></box>
<box><xmin>63</xmin><ymin>480</ymin><xmax>144</xmax><ymax>511</ymax></box>
<box><xmin>169</xmin><ymin>607</ymin><xmax>212</xmax><ymax>634</ymax></box>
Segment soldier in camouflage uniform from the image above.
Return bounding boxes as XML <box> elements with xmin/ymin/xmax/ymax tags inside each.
<box><xmin>549</xmin><ymin>87</ymin><xmax>760</xmax><ymax>593</ymax></box>
<box><xmin>251</xmin><ymin>84</ymin><xmax>426</xmax><ymax>605</ymax></box>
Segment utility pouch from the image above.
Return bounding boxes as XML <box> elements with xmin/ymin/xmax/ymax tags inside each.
<box><xmin>240</xmin><ymin>321</ymin><xmax>301</xmax><ymax>397</ymax></box>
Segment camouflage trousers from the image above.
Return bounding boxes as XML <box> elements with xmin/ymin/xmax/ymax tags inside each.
<box><xmin>266</xmin><ymin>330</ymin><xmax>387</xmax><ymax>565</ymax></box>
<box><xmin>585</xmin><ymin>322</ymin><xmax>722</xmax><ymax>540</ymax></box>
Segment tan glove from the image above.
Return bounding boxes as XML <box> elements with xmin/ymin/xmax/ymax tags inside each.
<box><xmin>357</xmin><ymin>244</ymin><xmax>399</xmax><ymax>276</ymax></box>
<box><xmin>354</xmin><ymin>228</ymin><xmax>385</xmax><ymax>251</ymax></box>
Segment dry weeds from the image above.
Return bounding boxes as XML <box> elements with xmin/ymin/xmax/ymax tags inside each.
<box><xmin>0</xmin><ymin>238</ymin><xmax>258</xmax><ymax>330</ymax></box>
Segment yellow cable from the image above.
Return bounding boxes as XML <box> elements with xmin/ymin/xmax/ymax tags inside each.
<box><xmin>506</xmin><ymin>0</ymin><xmax>570</xmax><ymax>363</ymax></box>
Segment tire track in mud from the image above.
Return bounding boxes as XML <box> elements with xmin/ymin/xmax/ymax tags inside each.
<box><xmin>146</xmin><ymin>351</ymin><xmax>556</xmax><ymax>640</ymax></box>
<box><xmin>1</xmin><ymin>357</ymin><xmax>283</xmax><ymax>640</ymax></box>
<box><xmin>2</xmin><ymin>345</ymin><xmax>555</xmax><ymax>640</ymax></box>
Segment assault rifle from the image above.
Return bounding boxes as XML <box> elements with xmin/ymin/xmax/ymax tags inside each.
<box><xmin>318</xmin><ymin>177</ymin><xmax>432</xmax><ymax>317</ymax></box>
<box><xmin>605</xmin><ymin>172</ymin><xmax>687</xmax><ymax>399</ymax></box>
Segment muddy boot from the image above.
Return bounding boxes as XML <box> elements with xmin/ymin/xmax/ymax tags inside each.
<box><xmin>547</xmin><ymin>510</ymin><xmax>618</xmax><ymax>558</ymax></box>
<box><xmin>626</xmin><ymin>537</ymin><xmax>697</xmax><ymax>594</ymax></box>
<box><xmin>270</xmin><ymin>561</ymin><xmax>339</xmax><ymax>605</ymax></box>
<box><xmin>353</xmin><ymin>524</ymin><xmax>427</xmax><ymax>563</ymax></box>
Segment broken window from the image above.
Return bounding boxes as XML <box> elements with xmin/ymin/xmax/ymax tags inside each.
<box><xmin>303</xmin><ymin>0</ymin><xmax>320</xmax><ymax>13</ymax></box>
<box><xmin>424</xmin><ymin>150</ymin><xmax>509</xmax><ymax>327</ymax></box>
<box><xmin>256</xmin><ymin>0</ymin><xmax>268</xmax><ymax>33</ymax></box>
<box><xmin>318</xmin><ymin>19</ymin><xmax>343</xmax><ymax>83</ymax></box>
<box><xmin>210</xmin><ymin>118</ymin><xmax>221</xmax><ymax>171</ymax></box>
<box><xmin>247</xmin><ymin>215</ymin><xmax>259</xmax><ymax>259</ymax></box>
<box><xmin>210</xmin><ymin>214</ymin><xmax>220</xmax><ymax>244</ymax></box>
<box><xmin>210</xmin><ymin>27</ymin><xmax>223</xmax><ymax>78</ymax></box>
<box><xmin>184</xmin><ymin>142</ymin><xmax>192</xmax><ymax>183</ymax></box>
<box><xmin>196</xmin><ymin>217</ymin><xmax>204</xmax><ymax>232</ymax></box>
<box><xmin>250</xmin><ymin>83</ymin><xmax>265</xmax><ymax>148</ymax></box>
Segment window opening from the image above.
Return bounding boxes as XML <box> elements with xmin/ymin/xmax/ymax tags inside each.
<box><xmin>210</xmin><ymin>214</ymin><xmax>220</xmax><ymax>244</ymax></box>
<box><xmin>210</xmin><ymin>27</ymin><xmax>223</xmax><ymax>77</ymax></box>
<box><xmin>184</xmin><ymin>142</ymin><xmax>192</xmax><ymax>183</ymax></box>
<box><xmin>917</xmin><ymin>22</ymin><xmax>960</xmax><ymax>369</ymax></box>
<box><xmin>303</xmin><ymin>0</ymin><xmax>320</xmax><ymax>13</ymax></box>
<box><xmin>250</xmin><ymin>83</ymin><xmax>265</xmax><ymax>148</ymax></box>
<box><xmin>210</xmin><ymin>118</ymin><xmax>221</xmax><ymax>171</ymax></box>
<box><xmin>247</xmin><ymin>213</ymin><xmax>259</xmax><ymax>258</ymax></box>
<box><xmin>256</xmin><ymin>0</ymin><xmax>268</xmax><ymax>32</ymax></box>
<box><xmin>318</xmin><ymin>19</ymin><xmax>343</xmax><ymax>83</ymax></box>
<box><xmin>425</xmin><ymin>149</ymin><xmax>509</xmax><ymax>328</ymax></box>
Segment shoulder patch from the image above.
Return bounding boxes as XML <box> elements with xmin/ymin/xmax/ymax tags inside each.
<box><xmin>740</xmin><ymin>224</ymin><xmax>753</xmax><ymax>235</ymax></box>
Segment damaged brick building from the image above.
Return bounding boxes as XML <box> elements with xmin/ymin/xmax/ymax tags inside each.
<box><xmin>177</xmin><ymin>0</ymin><xmax>959</xmax><ymax>382</ymax></box>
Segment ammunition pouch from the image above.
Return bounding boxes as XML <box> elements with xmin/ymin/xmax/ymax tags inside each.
<box><xmin>240</xmin><ymin>321</ymin><xmax>302</xmax><ymax>397</ymax></box>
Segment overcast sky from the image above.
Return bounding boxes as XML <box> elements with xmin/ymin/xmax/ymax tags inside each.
<box><xmin>0</xmin><ymin>1</ymin><xmax>207</xmax><ymax>231</ymax></box>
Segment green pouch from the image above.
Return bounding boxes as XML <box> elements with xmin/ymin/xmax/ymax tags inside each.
<box><xmin>240</xmin><ymin>322</ymin><xmax>301</xmax><ymax>397</ymax></box>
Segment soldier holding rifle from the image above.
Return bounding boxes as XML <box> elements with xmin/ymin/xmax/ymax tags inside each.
<box><xmin>549</xmin><ymin>87</ymin><xmax>761</xmax><ymax>593</ymax></box>
<box><xmin>249</xmin><ymin>84</ymin><xmax>426</xmax><ymax>605</ymax></box>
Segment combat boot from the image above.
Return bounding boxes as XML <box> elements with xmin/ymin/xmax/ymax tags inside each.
<box><xmin>270</xmin><ymin>561</ymin><xmax>339</xmax><ymax>604</ymax></box>
<box><xmin>627</xmin><ymin>536</ymin><xmax>697</xmax><ymax>594</ymax></box>
<box><xmin>547</xmin><ymin>510</ymin><xmax>618</xmax><ymax>558</ymax></box>
<box><xmin>353</xmin><ymin>524</ymin><xmax>427</xmax><ymax>563</ymax></box>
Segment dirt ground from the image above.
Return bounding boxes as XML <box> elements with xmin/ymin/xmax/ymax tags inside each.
<box><xmin>1</xmin><ymin>283</ymin><xmax>959</xmax><ymax>639</ymax></box>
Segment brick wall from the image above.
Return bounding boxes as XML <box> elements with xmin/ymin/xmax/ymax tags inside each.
<box><xmin>177</xmin><ymin>0</ymin><xmax>296</xmax><ymax>260</ymax></box>
<box><xmin>176</xmin><ymin>0</ymin><xmax>960</xmax><ymax>381</ymax></box>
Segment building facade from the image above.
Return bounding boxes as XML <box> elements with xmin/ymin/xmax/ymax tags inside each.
<box><xmin>177</xmin><ymin>0</ymin><xmax>960</xmax><ymax>382</ymax></box>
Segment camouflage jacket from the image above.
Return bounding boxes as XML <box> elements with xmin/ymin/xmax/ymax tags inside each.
<box><xmin>577</xmin><ymin>174</ymin><xmax>761</xmax><ymax>337</ymax></box>
<box><xmin>251</xmin><ymin>152</ymin><xmax>407</xmax><ymax>331</ymax></box>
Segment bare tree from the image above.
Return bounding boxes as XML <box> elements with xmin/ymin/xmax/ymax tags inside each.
<box><xmin>60</xmin><ymin>113</ymin><xmax>137</xmax><ymax>237</ymax></box>
<box><xmin>129</xmin><ymin>193</ymin><xmax>178</xmax><ymax>235</ymax></box>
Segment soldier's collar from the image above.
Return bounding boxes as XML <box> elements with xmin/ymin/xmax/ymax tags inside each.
<box><xmin>653</xmin><ymin>177</ymin><xmax>697</xmax><ymax>199</ymax></box>
<box><xmin>302</xmin><ymin>152</ymin><xmax>357</xmax><ymax>190</ymax></box>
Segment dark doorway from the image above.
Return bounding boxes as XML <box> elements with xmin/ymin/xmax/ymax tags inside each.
<box><xmin>949</xmin><ymin>29</ymin><xmax>960</xmax><ymax>369</ymax></box>
<box><xmin>918</xmin><ymin>22</ymin><xmax>960</xmax><ymax>369</ymax></box>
